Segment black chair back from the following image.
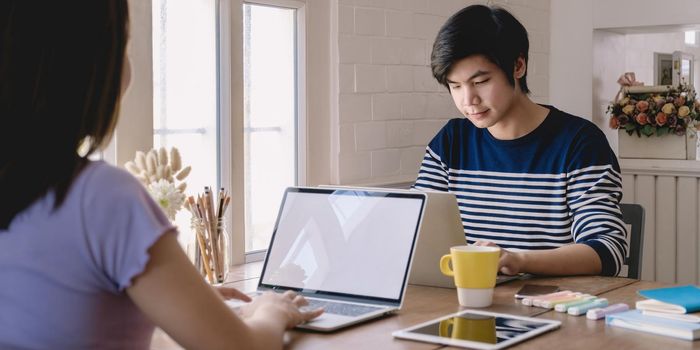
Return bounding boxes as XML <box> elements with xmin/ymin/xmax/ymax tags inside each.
<box><xmin>620</xmin><ymin>203</ymin><xmax>645</xmax><ymax>279</ymax></box>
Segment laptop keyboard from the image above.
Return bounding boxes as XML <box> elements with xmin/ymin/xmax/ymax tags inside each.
<box><xmin>301</xmin><ymin>299</ymin><xmax>384</xmax><ymax>317</ymax></box>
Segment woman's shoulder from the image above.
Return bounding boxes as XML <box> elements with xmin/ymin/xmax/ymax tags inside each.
<box><xmin>81</xmin><ymin>160</ymin><xmax>142</xmax><ymax>189</ymax></box>
<box><xmin>76</xmin><ymin>160</ymin><xmax>148</xmax><ymax>204</ymax></box>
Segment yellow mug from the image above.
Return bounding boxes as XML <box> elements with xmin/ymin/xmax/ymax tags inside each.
<box><xmin>439</xmin><ymin>315</ymin><xmax>497</xmax><ymax>343</ymax></box>
<box><xmin>440</xmin><ymin>245</ymin><xmax>500</xmax><ymax>307</ymax></box>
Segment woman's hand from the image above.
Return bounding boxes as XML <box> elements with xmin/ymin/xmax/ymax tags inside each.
<box><xmin>242</xmin><ymin>291</ymin><xmax>324</xmax><ymax>329</ymax></box>
<box><xmin>215</xmin><ymin>286</ymin><xmax>252</xmax><ymax>302</ymax></box>
<box><xmin>474</xmin><ymin>240</ymin><xmax>525</xmax><ymax>275</ymax></box>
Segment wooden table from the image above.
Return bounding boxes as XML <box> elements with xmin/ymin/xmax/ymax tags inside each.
<box><xmin>151</xmin><ymin>263</ymin><xmax>698</xmax><ymax>349</ymax></box>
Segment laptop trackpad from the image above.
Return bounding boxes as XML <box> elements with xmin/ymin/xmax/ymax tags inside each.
<box><xmin>297</xmin><ymin>313</ymin><xmax>355</xmax><ymax>330</ymax></box>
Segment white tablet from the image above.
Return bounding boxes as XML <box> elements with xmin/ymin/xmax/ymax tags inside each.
<box><xmin>392</xmin><ymin>309</ymin><xmax>561</xmax><ymax>350</ymax></box>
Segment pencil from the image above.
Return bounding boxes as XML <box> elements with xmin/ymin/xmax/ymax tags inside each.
<box><xmin>184</xmin><ymin>196</ymin><xmax>215</xmax><ymax>283</ymax></box>
<box><xmin>195</xmin><ymin>229</ymin><xmax>215</xmax><ymax>283</ymax></box>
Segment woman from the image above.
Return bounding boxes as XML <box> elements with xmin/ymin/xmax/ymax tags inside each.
<box><xmin>0</xmin><ymin>1</ymin><xmax>321</xmax><ymax>349</ymax></box>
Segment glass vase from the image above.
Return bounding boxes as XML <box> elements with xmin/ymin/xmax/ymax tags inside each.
<box><xmin>190</xmin><ymin>216</ymin><xmax>230</xmax><ymax>284</ymax></box>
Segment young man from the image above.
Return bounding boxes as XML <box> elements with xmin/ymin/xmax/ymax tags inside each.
<box><xmin>414</xmin><ymin>5</ymin><xmax>628</xmax><ymax>276</ymax></box>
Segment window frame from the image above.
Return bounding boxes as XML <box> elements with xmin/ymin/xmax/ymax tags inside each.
<box><xmin>113</xmin><ymin>0</ymin><xmax>310</xmax><ymax>266</ymax></box>
<box><xmin>221</xmin><ymin>0</ymin><xmax>307</xmax><ymax>264</ymax></box>
<box><xmin>113</xmin><ymin>0</ymin><xmax>156</xmax><ymax>168</ymax></box>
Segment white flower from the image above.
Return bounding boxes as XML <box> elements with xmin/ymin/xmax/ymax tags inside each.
<box><xmin>148</xmin><ymin>179</ymin><xmax>186</xmax><ymax>221</ymax></box>
<box><xmin>125</xmin><ymin>146</ymin><xmax>191</xmax><ymax>221</ymax></box>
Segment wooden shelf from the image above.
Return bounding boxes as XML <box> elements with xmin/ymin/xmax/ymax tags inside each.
<box><xmin>620</xmin><ymin>158</ymin><xmax>700</xmax><ymax>177</ymax></box>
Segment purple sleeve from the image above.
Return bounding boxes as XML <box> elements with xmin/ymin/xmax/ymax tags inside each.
<box><xmin>81</xmin><ymin>163</ymin><xmax>176</xmax><ymax>292</ymax></box>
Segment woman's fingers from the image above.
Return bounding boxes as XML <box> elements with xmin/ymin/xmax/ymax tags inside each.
<box><xmin>293</xmin><ymin>295</ymin><xmax>308</xmax><ymax>307</ymax></box>
<box><xmin>301</xmin><ymin>307</ymin><xmax>324</xmax><ymax>321</ymax></box>
<box><xmin>215</xmin><ymin>286</ymin><xmax>252</xmax><ymax>302</ymax></box>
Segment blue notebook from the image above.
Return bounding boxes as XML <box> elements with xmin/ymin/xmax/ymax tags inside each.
<box><xmin>606</xmin><ymin>310</ymin><xmax>700</xmax><ymax>341</ymax></box>
<box><xmin>638</xmin><ymin>285</ymin><xmax>700</xmax><ymax>313</ymax></box>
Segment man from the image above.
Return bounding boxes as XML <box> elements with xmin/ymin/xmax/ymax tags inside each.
<box><xmin>414</xmin><ymin>5</ymin><xmax>628</xmax><ymax>276</ymax></box>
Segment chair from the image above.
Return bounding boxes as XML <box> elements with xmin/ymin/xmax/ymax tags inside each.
<box><xmin>620</xmin><ymin>203</ymin><xmax>645</xmax><ymax>279</ymax></box>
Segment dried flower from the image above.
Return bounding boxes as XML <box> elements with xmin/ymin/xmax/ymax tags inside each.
<box><xmin>609</xmin><ymin>116</ymin><xmax>620</xmax><ymax>129</ymax></box>
<box><xmin>607</xmin><ymin>83</ymin><xmax>700</xmax><ymax>137</ymax></box>
<box><xmin>675</xmin><ymin>96</ymin><xmax>686</xmax><ymax>107</ymax></box>
<box><xmin>635</xmin><ymin>113</ymin><xmax>649</xmax><ymax>125</ymax></box>
<box><xmin>655</xmin><ymin>112</ymin><xmax>667</xmax><ymax>126</ymax></box>
<box><xmin>654</xmin><ymin>97</ymin><xmax>665</xmax><ymax>108</ymax></box>
<box><xmin>668</xmin><ymin>115</ymin><xmax>678</xmax><ymax>127</ymax></box>
<box><xmin>622</xmin><ymin>104</ymin><xmax>635</xmax><ymax>115</ymax></box>
<box><xmin>661</xmin><ymin>103</ymin><xmax>675</xmax><ymax>115</ymax></box>
<box><xmin>618</xmin><ymin>115</ymin><xmax>629</xmax><ymax>126</ymax></box>
<box><xmin>636</xmin><ymin>100</ymin><xmax>649</xmax><ymax>113</ymax></box>
<box><xmin>124</xmin><ymin>146</ymin><xmax>191</xmax><ymax>220</ymax></box>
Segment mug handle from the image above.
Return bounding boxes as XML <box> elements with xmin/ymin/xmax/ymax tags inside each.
<box><xmin>439</xmin><ymin>318</ymin><xmax>454</xmax><ymax>337</ymax></box>
<box><xmin>440</xmin><ymin>254</ymin><xmax>454</xmax><ymax>276</ymax></box>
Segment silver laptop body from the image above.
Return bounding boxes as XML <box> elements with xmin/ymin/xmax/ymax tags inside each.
<box><xmin>318</xmin><ymin>186</ymin><xmax>523</xmax><ymax>288</ymax></box>
<box><xmin>406</xmin><ymin>190</ymin><xmax>469</xmax><ymax>288</ymax></box>
<box><xmin>254</xmin><ymin>187</ymin><xmax>426</xmax><ymax>331</ymax></box>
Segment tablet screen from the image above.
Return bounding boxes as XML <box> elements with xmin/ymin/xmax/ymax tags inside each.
<box><xmin>394</xmin><ymin>310</ymin><xmax>560</xmax><ymax>349</ymax></box>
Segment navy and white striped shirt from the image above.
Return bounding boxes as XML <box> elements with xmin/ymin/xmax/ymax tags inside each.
<box><xmin>414</xmin><ymin>106</ymin><xmax>628</xmax><ymax>276</ymax></box>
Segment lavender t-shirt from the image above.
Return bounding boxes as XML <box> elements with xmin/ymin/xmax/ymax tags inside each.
<box><xmin>0</xmin><ymin>161</ymin><xmax>175</xmax><ymax>349</ymax></box>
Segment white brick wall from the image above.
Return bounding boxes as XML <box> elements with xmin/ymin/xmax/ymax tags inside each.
<box><xmin>335</xmin><ymin>0</ymin><xmax>551</xmax><ymax>185</ymax></box>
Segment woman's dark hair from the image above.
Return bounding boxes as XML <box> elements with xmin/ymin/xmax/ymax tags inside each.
<box><xmin>0</xmin><ymin>1</ymin><xmax>129</xmax><ymax>229</ymax></box>
<box><xmin>431</xmin><ymin>5</ymin><xmax>530</xmax><ymax>93</ymax></box>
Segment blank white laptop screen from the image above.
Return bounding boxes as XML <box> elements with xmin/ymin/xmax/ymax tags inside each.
<box><xmin>260</xmin><ymin>188</ymin><xmax>424</xmax><ymax>301</ymax></box>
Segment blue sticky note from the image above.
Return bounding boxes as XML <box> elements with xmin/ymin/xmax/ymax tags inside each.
<box><xmin>638</xmin><ymin>285</ymin><xmax>700</xmax><ymax>313</ymax></box>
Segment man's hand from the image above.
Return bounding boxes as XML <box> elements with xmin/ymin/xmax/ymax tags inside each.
<box><xmin>473</xmin><ymin>240</ymin><xmax>524</xmax><ymax>275</ymax></box>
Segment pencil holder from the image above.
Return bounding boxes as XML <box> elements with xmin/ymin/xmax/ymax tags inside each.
<box><xmin>191</xmin><ymin>216</ymin><xmax>230</xmax><ymax>284</ymax></box>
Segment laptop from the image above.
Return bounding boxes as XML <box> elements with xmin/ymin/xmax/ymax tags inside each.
<box><xmin>319</xmin><ymin>186</ymin><xmax>524</xmax><ymax>288</ymax></box>
<box><xmin>407</xmin><ymin>189</ymin><xmax>525</xmax><ymax>287</ymax></box>
<box><xmin>240</xmin><ymin>187</ymin><xmax>426</xmax><ymax>332</ymax></box>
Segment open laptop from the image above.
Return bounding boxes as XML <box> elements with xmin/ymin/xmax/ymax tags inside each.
<box><xmin>240</xmin><ymin>187</ymin><xmax>426</xmax><ymax>332</ymax></box>
<box><xmin>407</xmin><ymin>189</ymin><xmax>525</xmax><ymax>287</ymax></box>
<box><xmin>320</xmin><ymin>186</ymin><xmax>524</xmax><ymax>288</ymax></box>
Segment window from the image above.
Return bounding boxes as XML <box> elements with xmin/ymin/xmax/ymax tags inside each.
<box><xmin>686</xmin><ymin>31</ymin><xmax>697</xmax><ymax>46</ymax></box>
<box><xmin>151</xmin><ymin>0</ymin><xmax>305</xmax><ymax>260</ymax></box>
<box><xmin>152</xmin><ymin>0</ymin><xmax>218</xmax><ymax>246</ymax></box>
<box><xmin>243</xmin><ymin>2</ymin><xmax>304</xmax><ymax>254</ymax></box>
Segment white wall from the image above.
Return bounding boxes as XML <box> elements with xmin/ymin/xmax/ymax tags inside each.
<box><xmin>305</xmin><ymin>0</ymin><xmax>332</xmax><ymax>186</ymax></box>
<box><xmin>332</xmin><ymin>0</ymin><xmax>551</xmax><ymax>186</ymax></box>
<box><xmin>551</xmin><ymin>0</ymin><xmax>700</xmax><ymax>143</ymax></box>
<box><xmin>115</xmin><ymin>0</ymin><xmax>154</xmax><ymax>167</ymax></box>
<box><xmin>594</xmin><ymin>0</ymin><xmax>700</xmax><ymax>29</ymax></box>
<box><xmin>592</xmin><ymin>30</ymin><xmax>625</xmax><ymax>152</ymax></box>
<box><xmin>550</xmin><ymin>0</ymin><xmax>592</xmax><ymax>120</ymax></box>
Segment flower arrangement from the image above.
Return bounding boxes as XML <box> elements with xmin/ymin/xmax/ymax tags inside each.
<box><xmin>607</xmin><ymin>84</ymin><xmax>700</xmax><ymax>137</ymax></box>
<box><xmin>124</xmin><ymin>147</ymin><xmax>191</xmax><ymax>221</ymax></box>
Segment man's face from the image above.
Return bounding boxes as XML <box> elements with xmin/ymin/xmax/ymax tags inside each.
<box><xmin>446</xmin><ymin>55</ymin><xmax>523</xmax><ymax>129</ymax></box>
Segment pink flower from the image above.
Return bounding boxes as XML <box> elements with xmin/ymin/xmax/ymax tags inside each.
<box><xmin>636</xmin><ymin>113</ymin><xmax>649</xmax><ymax>125</ymax></box>
<box><xmin>675</xmin><ymin>96</ymin><xmax>686</xmax><ymax>107</ymax></box>
<box><xmin>636</xmin><ymin>100</ymin><xmax>649</xmax><ymax>113</ymax></box>
<box><xmin>609</xmin><ymin>116</ymin><xmax>620</xmax><ymax>129</ymax></box>
<box><xmin>656</xmin><ymin>112</ymin><xmax>668</xmax><ymax>126</ymax></box>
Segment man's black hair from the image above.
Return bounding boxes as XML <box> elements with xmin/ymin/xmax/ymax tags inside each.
<box><xmin>431</xmin><ymin>5</ymin><xmax>530</xmax><ymax>93</ymax></box>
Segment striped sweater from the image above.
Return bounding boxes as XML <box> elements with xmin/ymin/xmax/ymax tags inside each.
<box><xmin>414</xmin><ymin>106</ymin><xmax>628</xmax><ymax>276</ymax></box>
